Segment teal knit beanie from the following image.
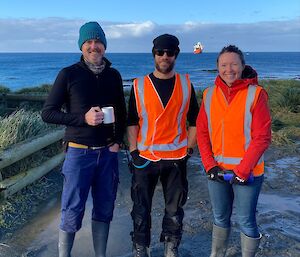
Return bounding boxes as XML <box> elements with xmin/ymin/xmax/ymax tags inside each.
<box><xmin>78</xmin><ymin>21</ymin><xmax>107</xmax><ymax>50</ymax></box>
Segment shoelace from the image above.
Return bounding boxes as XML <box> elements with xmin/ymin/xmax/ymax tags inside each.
<box><xmin>135</xmin><ymin>245</ymin><xmax>148</xmax><ymax>257</ymax></box>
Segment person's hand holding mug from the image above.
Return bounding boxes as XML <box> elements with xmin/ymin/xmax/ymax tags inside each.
<box><xmin>85</xmin><ymin>106</ymin><xmax>104</xmax><ymax>126</ymax></box>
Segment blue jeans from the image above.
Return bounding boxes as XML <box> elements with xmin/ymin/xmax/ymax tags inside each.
<box><xmin>60</xmin><ymin>146</ymin><xmax>119</xmax><ymax>233</ymax></box>
<box><xmin>207</xmin><ymin>175</ymin><xmax>264</xmax><ymax>238</ymax></box>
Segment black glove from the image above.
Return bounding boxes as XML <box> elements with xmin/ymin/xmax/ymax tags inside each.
<box><xmin>229</xmin><ymin>172</ymin><xmax>247</xmax><ymax>185</ymax></box>
<box><xmin>207</xmin><ymin>166</ymin><xmax>224</xmax><ymax>182</ymax></box>
<box><xmin>130</xmin><ymin>150</ymin><xmax>151</xmax><ymax>169</ymax></box>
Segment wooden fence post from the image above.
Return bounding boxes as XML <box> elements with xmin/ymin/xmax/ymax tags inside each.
<box><xmin>0</xmin><ymin>152</ymin><xmax>65</xmax><ymax>199</ymax></box>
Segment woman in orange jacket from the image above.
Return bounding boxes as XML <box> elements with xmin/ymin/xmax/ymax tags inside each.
<box><xmin>196</xmin><ymin>45</ymin><xmax>271</xmax><ymax>257</ymax></box>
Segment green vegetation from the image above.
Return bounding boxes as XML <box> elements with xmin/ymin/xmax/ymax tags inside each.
<box><xmin>0</xmin><ymin>84</ymin><xmax>52</xmax><ymax>94</ymax></box>
<box><xmin>195</xmin><ymin>89</ymin><xmax>203</xmax><ymax>105</ymax></box>
<box><xmin>263</xmin><ymin>79</ymin><xmax>300</xmax><ymax>148</ymax></box>
<box><xmin>264</xmin><ymin>79</ymin><xmax>300</xmax><ymax>113</ymax></box>
<box><xmin>0</xmin><ymin>107</ymin><xmax>62</xmax><ymax>237</ymax></box>
<box><xmin>0</xmin><ymin>85</ymin><xmax>11</xmax><ymax>94</ymax></box>
<box><xmin>15</xmin><ymin>84</ymin><xmax>52</xmax><ymax>94</ymax></box>
<box><xmin>0</xmin><ymin>85</ymin><xmax>50</xmax><ymax>116</ymax></box>
<box><xmin>0</xmin><ymin>109</ymin><xmax>60</xmax><ymax>179</ymax></box>
<box><xmin>0</xmin><ymin>109</ymin><xmax>53</xmax><ymax>150</ymax></box>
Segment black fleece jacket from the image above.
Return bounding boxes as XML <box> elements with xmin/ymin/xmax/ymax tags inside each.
<box><xmin>41</xmin><ymin>57</ymin><xmax>127</xmax><ymax>147</ymax></box>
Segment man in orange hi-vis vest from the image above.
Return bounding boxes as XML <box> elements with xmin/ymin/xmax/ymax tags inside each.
<box><xmin>127</xmin><ymin>34</ymin><xmax>199</xmax><ymax>257</ymax></box>
<box><xmin>197</xmin><ymin>45</ymin><xmax>271</xmax><ymax>257</ymax></box>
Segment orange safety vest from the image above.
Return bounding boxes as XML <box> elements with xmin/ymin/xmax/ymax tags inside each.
<box><xmin>134</xmin><ymin>73</ymin><xmax>191</xmax><ymax>161</ymax></box>
<box><xmin>203</xmin><ymin>84</ymin><xmax>264</xmax><ymax>176</ymax></box>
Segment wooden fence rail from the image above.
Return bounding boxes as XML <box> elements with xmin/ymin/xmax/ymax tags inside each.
<box><xmin>0</xmin><ymin>129</ymin><xmax>65</xmax><ymax>199</ymax></box>
<box><xmin>0</xmin><ymin>93</ymin><xmax>48</xmax><ymax>114</ymax></box>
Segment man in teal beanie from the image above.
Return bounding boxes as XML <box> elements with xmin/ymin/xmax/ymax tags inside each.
<box><xmin>78</xmin><ymin>21</ymin><xmax>107</xmax><ymax>50</ymax></box>
<box><xmin>42</xmin><ymin>21</ymin><xmax>126</xmax><ymax>257</ymax></box>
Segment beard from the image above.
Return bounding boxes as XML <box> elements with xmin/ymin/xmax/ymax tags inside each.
<box><xmin>155</xmin><ymin>60</ymin><xmax>175</xmax><ymax>74</ymax></box>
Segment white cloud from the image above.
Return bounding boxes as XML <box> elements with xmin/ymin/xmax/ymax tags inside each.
<box><xmin>0</xmin><ymin>17</ymin><xmax>299</xmax><ymax>52</ymax></box>
<box><xmin>107</xmin><ymin>21</ymin><xmax>155</xmax><ymax>38</ymax></box>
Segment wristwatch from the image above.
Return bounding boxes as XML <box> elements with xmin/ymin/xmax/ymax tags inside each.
<box><xmin>187</xmin><ymin>148</ymin><xmax>193</xmax><ymax>155</ymax></box>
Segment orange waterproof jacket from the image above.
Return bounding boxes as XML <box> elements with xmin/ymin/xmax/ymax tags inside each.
<box><xmin>134</xmin><ymin>73</ymin><xmax>191</xmax><ymax>161</ymax></box>
<box><xmin>203</xmin><ymin>84</ymin><xmax>264</xmax><ymax>176</ymax></box>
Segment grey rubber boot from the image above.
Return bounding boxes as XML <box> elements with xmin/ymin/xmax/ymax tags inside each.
<box><xmin>210</xmin><ymin>224</ymin><xmax>230</xmax><ymax>257</ymax></box>
<box><xmin>92</xmin><ymin>220</ymin><xmax>110</xmax><ymax>257</ymax></box>
<box><xmin>133</xmin><ymin>243</ymin><xmax>150</xmax><ymax>257</ymax></box>
<box><xmin>58</xmin><ymin>229</ymin><xmax>75</xmax><ymax>257</ymax></box>
<box><xmin>241</xmin><ymin>232</ymin><xmax>262</xmax><ymax>257</ymax></box>
<box><xmin>164</xmin><ymin>239</ymin><xmax>180</xmax><ymax>257</ymax></box>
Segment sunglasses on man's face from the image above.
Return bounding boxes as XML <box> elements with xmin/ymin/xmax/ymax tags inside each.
<box><xmin>154</xmin><ymin>49</ymin><xmax>177</xmax><ymax>57</ymax></box>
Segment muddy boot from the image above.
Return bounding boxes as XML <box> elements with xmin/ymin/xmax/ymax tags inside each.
<box><xmin>241</xmin><ymin>232</ymin><xmax>262</xmax><ymax>257</ymax></box>
<box><xmin>133</xmin><ymin>243</ymin><xmax>150</xmax><ymax>257</ymax></box>
<box><xmin>164</xmin><ymin>238</ymin><xmax>180</xmax><ymax>257</ymax></box>
<box><xmin>210</xmin><ymin>224</ymin><xmax>230</xmax><ymax>257</ymax></box>
<box><xmin>92</xmin><ymin>220</ymin><xmax>110</xmax><ymax>257</ymax></box>
<box><xmin>58</xmin><ymin>229</ymin><xmax>75</xmax><ymax>257</ymax></box>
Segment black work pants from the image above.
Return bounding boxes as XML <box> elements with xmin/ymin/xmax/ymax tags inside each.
<box><xmin>130</xmin><ymin>158</ymin><xmax>188</xmax><ymax>247</ymax></box>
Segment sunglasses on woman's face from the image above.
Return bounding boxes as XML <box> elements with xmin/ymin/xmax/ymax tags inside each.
<box><xmin>154</xmin><ymin>49</ymin><xmax>177</xmax><ymax>57</ymax></box>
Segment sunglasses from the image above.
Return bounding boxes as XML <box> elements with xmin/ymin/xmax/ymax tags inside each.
<box><xmin>154</xmin><ymin>49</ymin><xmax>177</xmax><ymax>57</ymax></box>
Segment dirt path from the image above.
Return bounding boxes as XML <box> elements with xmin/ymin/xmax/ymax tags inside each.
<box><xmin>0</xmin><ymin>148</ymin><xmax>299</xmax><ymax>257</ymax></box>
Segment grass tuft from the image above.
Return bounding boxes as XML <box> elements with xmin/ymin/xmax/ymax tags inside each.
<box><xmin>0</xmin><ymin>109</ymin><xmax>54</xmax><ymax>150</ymax></box>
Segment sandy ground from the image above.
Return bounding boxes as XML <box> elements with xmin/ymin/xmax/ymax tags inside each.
<box><xmin>0</xmin><ymin>147</ymin><xmax>299</xmax><ymax>257</ymax></box>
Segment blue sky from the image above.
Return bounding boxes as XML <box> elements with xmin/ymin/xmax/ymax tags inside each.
<box><xmin>0</xmin><ymin>0</ymin><xmax>299</xmax><ymax>52</ymax></box>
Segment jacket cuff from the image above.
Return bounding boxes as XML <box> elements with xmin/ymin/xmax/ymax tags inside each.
<box><xmin>233</xmin><ymin>168</ymin><xmax>250</xmax><ymax>180</ymax></box>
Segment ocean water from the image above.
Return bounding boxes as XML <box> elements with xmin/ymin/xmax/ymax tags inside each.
<box><xmin>0</xmin><ymin>52</ymin><xmax>299</xmax><ymax>91</ymax></box>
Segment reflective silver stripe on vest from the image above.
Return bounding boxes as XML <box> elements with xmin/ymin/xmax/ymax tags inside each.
<box><xmin>204</xmin><ymin>85</ymin><xmax>264</xmax><ymax>166</ymax></box>
<box><xmin>136</xmin><ymin>77</ymin><xmax>148</xmax><ymax>149</ymax></box>
<box><xmin>137</xmin><ymin>74</ymin><xmax>189</xmax><ymax>151</ymax></box>
<box><xmin>215</xmin><ymin>154</ymin><xmax>264</xmax><ymax>165</ymax></box>
<box><xmin>203</xmin><ymin>86</ymin><xmax>215</xmax><ymax>142</ymax></box>
<box><xmin>214</xmin><ymin>155</ymin><xmax>242</xmax><ymax>164</ymax></box>
<box><xmin>244</xmin><ymin>85</ymin><xmax>257</xmax><ymax>149</ymax></box>
<box><xmin>244</xmin><ymin>85</ymin><xmax>264</xmax><ymax>165</ymax></box>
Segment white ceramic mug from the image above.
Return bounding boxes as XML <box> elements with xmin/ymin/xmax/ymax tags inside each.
<box><xmin>101</xmin><ymin>106</ymin><xmax>115</xmax><ymax>124</ymax></box>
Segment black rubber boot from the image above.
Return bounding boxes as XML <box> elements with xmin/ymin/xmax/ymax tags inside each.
<box><xmin>58</xmin><ymin>229</ymin><xmax>75</xmax><ymax>257</ymax></box>
<box><xmin>241</xmin><ymin>232</ymin><xmax>262</xmax><ymax>257</ymax></box>
<box><xmin>210</xmin><ymin>224</ymin><xmax>230</xmax><ymax>257</ymax></box>
<box><xmin>92</xmin><ymin>220</ymin><xmax>110</xmax><ymax>257</ymax></box>
<box><xmin>133</xmin><ymin>243</ymin><xmax>150</xmax><ymax>257</ymax></box>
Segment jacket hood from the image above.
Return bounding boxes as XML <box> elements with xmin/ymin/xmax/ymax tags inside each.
<box><xmin>241</xmin><ymin>65</ymin><xmax>258</xmax><ymax>80</ymax></box>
